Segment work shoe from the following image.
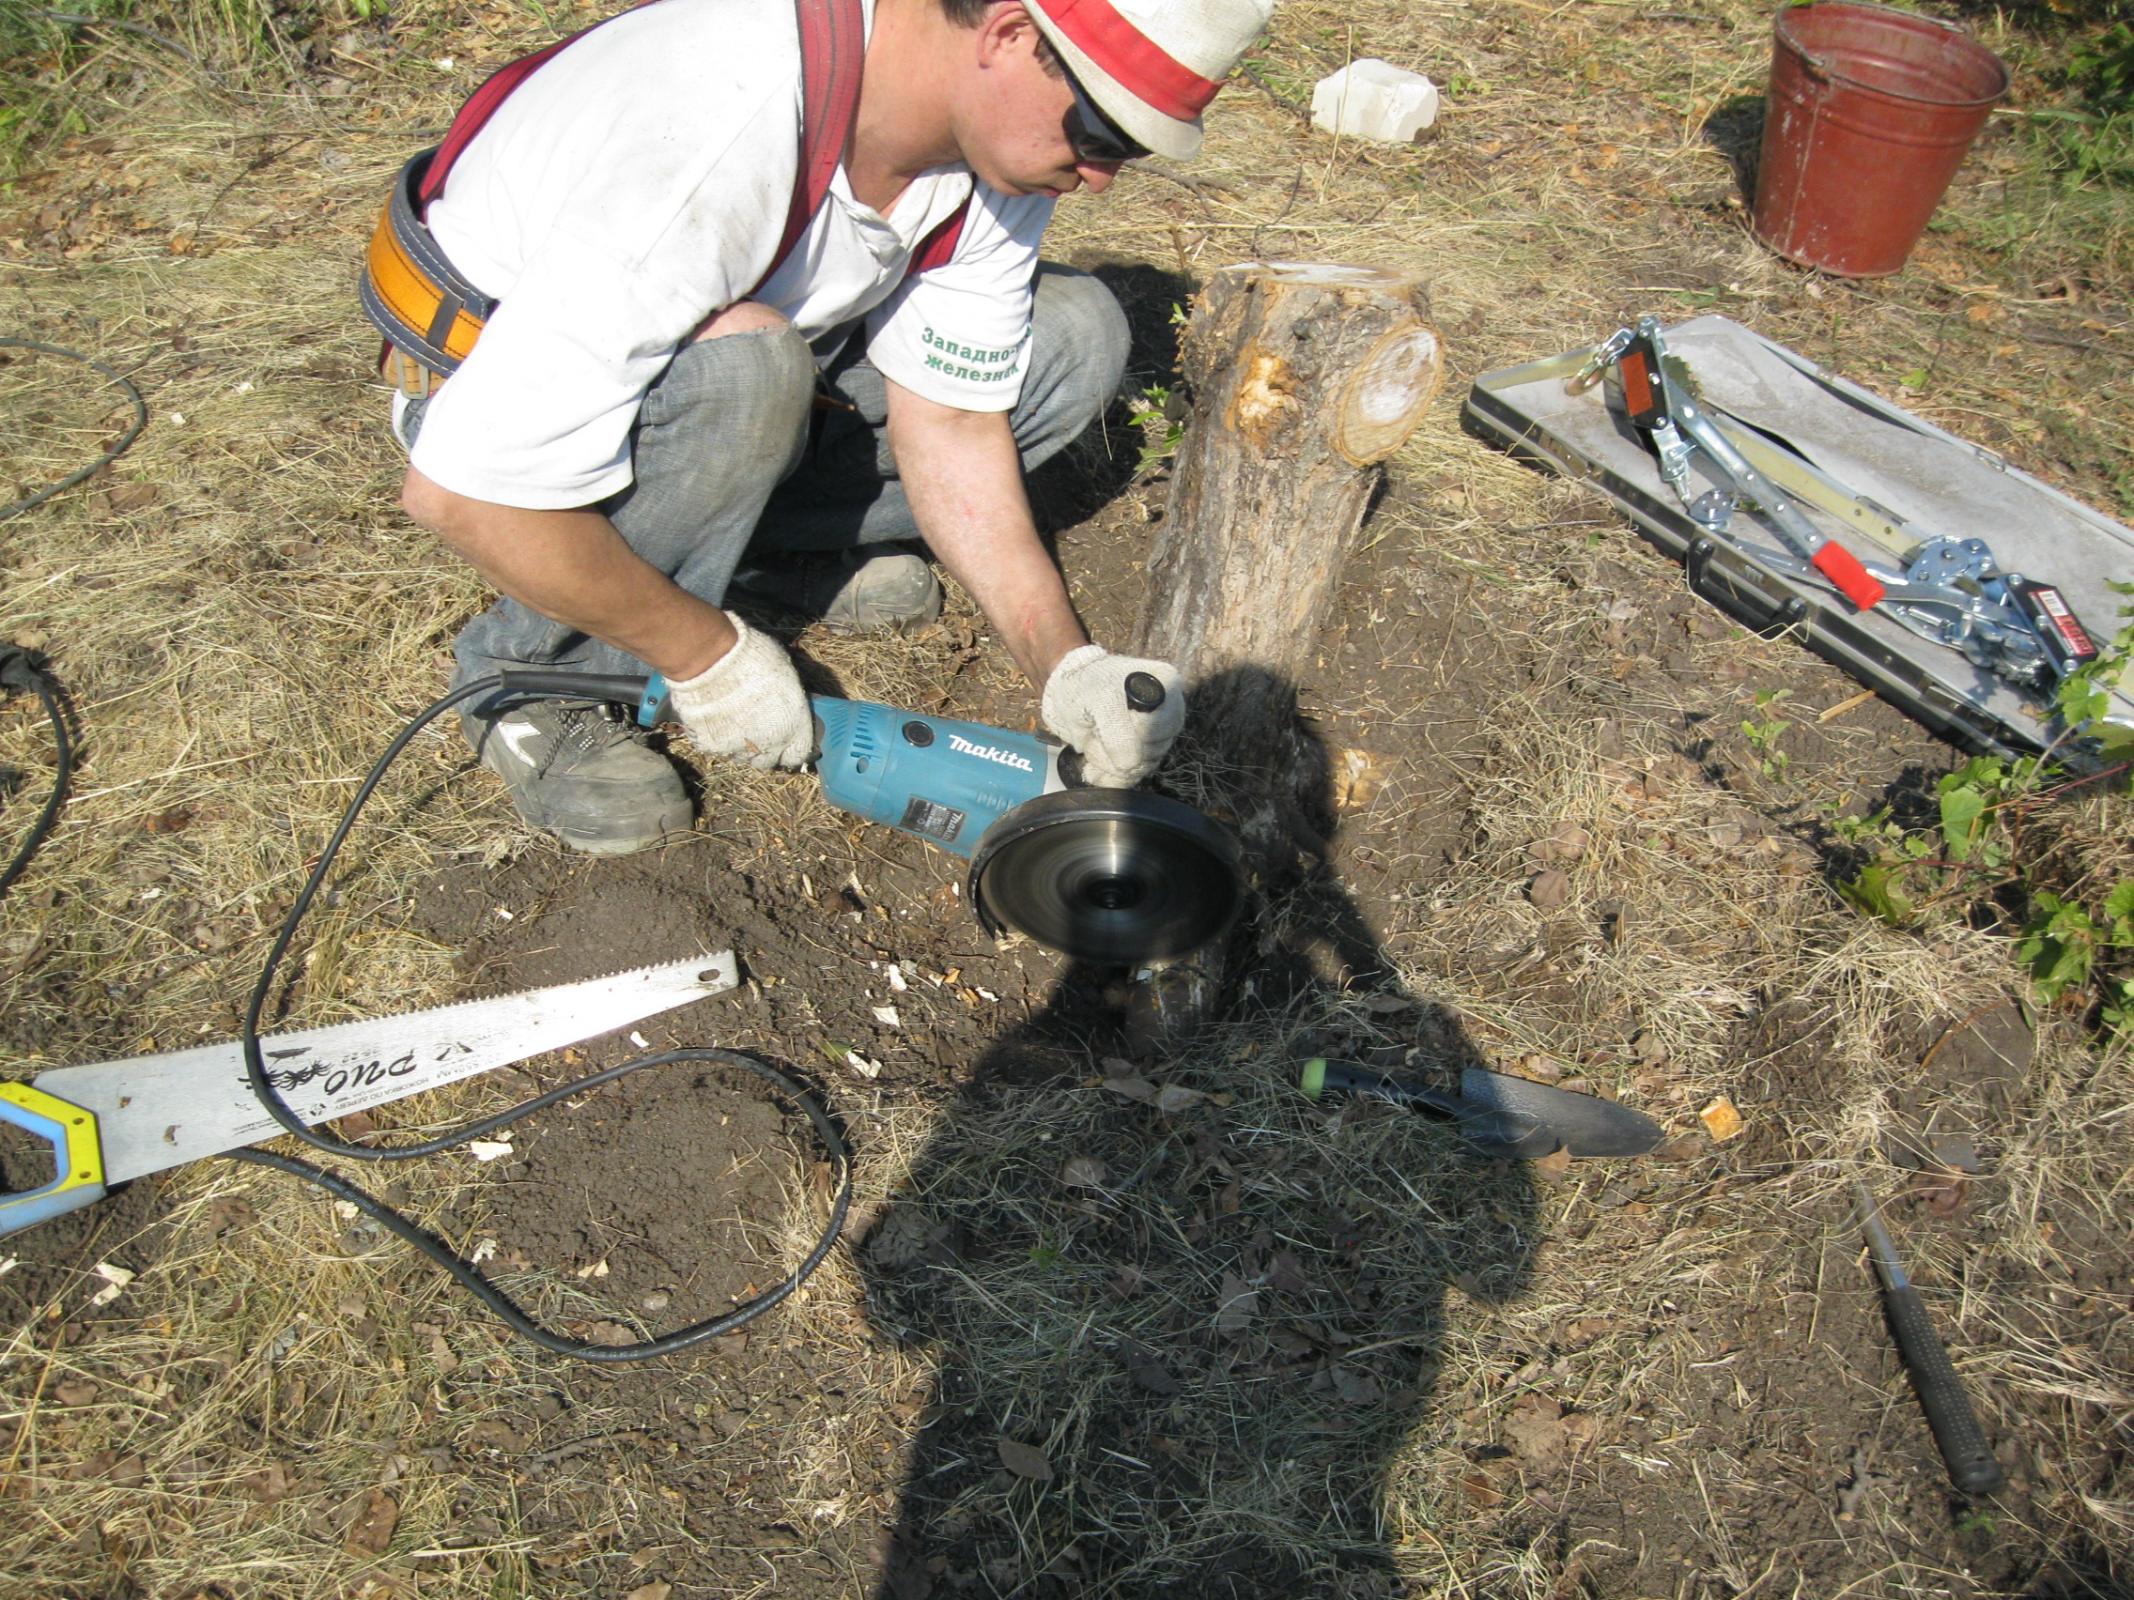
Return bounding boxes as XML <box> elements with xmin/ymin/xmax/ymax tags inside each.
<box><xmin>463</xmin><ymin>700</ymin><xmax>692</xmax><ymax>855</ymax></box>
<box><xmin>732</xmin><ymin>544</ymin><xmax>943</xmax><ymax>634</ymax></box>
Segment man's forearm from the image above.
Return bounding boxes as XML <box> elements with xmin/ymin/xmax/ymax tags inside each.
<box><xmin>886</xmin><ymin>382</ymin><xmax>1087</xmax><ymax>689</ymax></box>
<box><xmin>402</xmin><ymin>467</ymin><xmax>736</xmax><ymax>681</ymax></box>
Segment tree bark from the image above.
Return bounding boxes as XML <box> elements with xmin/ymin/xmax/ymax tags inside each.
<box><xmin>1122</xmin><ymin>263</ymin><xmax>1442</xmax><ymax>1045</ymax></box>
<box><xmin>1132</xmin><ymin>262</ymin><xmax>1441</xmax><ymax>821</ymax></box>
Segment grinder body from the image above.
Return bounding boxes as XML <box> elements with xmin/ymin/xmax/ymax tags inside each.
<box><xmin>626</xmin><ymin>675</ymin><xmax>1239</xmax><ymax>963</ymax></box>
<box><xmin>809</xmin><ymin>696</ymin><xmax>1064</xmax><ymax>857</ymax></box>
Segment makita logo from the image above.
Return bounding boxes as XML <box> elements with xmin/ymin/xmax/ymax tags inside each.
<box><xmin>948</xmin><ymin>734</ymin><xmax>1035</xmax><ymax>773</ymax></box>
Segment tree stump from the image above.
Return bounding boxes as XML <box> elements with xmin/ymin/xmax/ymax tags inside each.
<box><xmin>1124</xmin><ymin>263</ymin><xmax>1442</xmax><ymax>1042</ymax></box>
<box><xmin>1134</xmin><ymin>262</ymin><xmax>1440</xmax><ymax>821</ymax></box>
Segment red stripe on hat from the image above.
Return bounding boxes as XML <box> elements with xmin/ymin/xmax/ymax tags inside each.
<box><xmin>1043</xmin><ymin>0</ymin><xmax>1224</xmax><ymax>121</ymax></box>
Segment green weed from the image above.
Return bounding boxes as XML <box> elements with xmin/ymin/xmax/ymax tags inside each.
<box><xmin>1126</xmin><ymin>380</ymin><xmax>1186</xmax><ymax>479</ymax></box>
<box><xmin>1833</xmin><ymin>596</ymin><xmax>2134</xmax><ymax>1046</ymax></box>
<box><xmin>1742</xmin><ymin>689</ymin><xmax>1792</xmax><ymax>781</ymax></box>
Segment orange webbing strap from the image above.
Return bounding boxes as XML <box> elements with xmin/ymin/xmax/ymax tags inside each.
<box><xmin>361</xmin><ymin>0</ymin><xmax>880</xmax><ymax>396</ymax></box>
<box><xmin>359</xmin><ymin>151</ymin><xmax>496</xmax><ymax>396</ymax></box>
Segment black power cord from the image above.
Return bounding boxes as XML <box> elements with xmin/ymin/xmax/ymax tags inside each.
<box><xmin>0</xmin><ymin>644</ymin><xmax>72</xmax><ymax>900</ymax></box>
<box><xmin>0</xmin><ymin>338</ymin><xmax>148</xmax><ymax>522</ymax></box>
<box><xmin>235</xmin><ymin>670</ymin><xmax>852</xmax><ymax>1363</ymax></box>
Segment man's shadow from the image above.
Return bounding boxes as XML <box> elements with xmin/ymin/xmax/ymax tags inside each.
<box><xmin>859</xmin><ymin>669</ymin><xmax>1542</xmax><ymax>1598</ymax></box>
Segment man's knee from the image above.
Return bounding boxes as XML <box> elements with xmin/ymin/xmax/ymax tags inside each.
<box><xmin>691</xmin><ymin>299</ymin><xmax>794</xmax><ymax>342</ymax></box>
<box><xmin>645</xmin><ymin>311</ymin><xmax>816</xmax><ymax>457</ymax></box>
<box><xmin>1029</xmin><ymin>265</ymin><xmax>1130</xmax><ymax>428</ymax></box>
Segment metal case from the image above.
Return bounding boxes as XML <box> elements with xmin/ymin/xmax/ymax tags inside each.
<box><xmin>1465</xmin><ymin>316</ymin><xmax>2133</xmax><ymax>762</ymax></box>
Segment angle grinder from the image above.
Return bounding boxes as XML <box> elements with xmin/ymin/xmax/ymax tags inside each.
<box><xmin>802</xmin><ymin>692</ymin><xmax>1241</xmax><ymax>964</ymax></box>
<box><xmin>495</xmin><ymin>668</ymin><xmax>1244</xmax><ymax>965</ymax></box>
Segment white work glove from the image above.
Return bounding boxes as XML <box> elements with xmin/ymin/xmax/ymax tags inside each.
<box><xmin>666</xmin><ymin>613</ymin><xmax>814</xmax><ymax>771</ymax></box>
<box><xmin>1040</xmin><ymin>645</ymin><xmax>1186</xmax><ymax>789</ymax></box>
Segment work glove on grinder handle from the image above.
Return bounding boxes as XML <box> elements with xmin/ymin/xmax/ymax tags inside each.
<box><xmin>1040</xmin><ymin>645</ymin><xmax>1186</xmax><ymax>789</ymax></box>
<box><xmin>666</xmin><ymin>613</ymin><xmax>814</xmax><ymax>771</ymax></box>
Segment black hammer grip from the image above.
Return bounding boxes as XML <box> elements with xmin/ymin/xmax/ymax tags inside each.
<box><xmin>1880</xmin><ymin>1282</ymin><xmax>2005</xmax><ymax>1494</ymax></box>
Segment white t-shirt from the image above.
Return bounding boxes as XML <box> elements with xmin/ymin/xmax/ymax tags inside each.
<box><xmin>407</xmin><ymin>0</ymin><xmax>1056</xmax><ymax>510</ymax></box>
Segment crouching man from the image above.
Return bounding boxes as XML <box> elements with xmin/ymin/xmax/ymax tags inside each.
<box><xmin>364</xmin><ymin>0</ymin><xmax>1274</xmax><ymax>852</ymax></box>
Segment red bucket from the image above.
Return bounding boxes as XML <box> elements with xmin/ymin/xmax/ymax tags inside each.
<box><xmin>1752</xmin><ymin>1</ymin><xmax>2008</xmax><ymax>277</ymax></box>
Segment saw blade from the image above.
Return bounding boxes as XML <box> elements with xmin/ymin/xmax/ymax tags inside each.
<box><xmin>30</xmin><ymin>951</ymin><xmax>739</xmax><ymax>1184</ymax></box>
<box><xmin>970</xmin><ymin>790</ymin><xmax>1241</xmax><ymax>964</ymax></box>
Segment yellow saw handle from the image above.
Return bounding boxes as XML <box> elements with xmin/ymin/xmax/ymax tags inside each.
<box><xmin>0</xmin><ymin>1082</ymin><xmax>105</xmax><ymax>1238</ymax></box>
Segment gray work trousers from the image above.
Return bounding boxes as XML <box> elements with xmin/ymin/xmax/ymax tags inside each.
<box><xmin>397</xmin><ymin>265</ymin><xmax>1130</xmax><ymax>694</ymax></box>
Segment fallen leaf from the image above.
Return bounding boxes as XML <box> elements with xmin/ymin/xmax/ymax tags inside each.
<box><xmin>1119</xmin><ymin>1341</ymin><xmax>1181</xmax><ymax>1395</ymax></box>
<box><xmin>246</xmin><ymin>1462</ymin><xmax>295</xmax><ymax>1503</ymax></box>
<box><xmin>1154</xmin><ymin>1084</ymin><xmax>1207</xmax><ymax>1114</ymax></box>
<box><xmin>343</xmin><ymin>1488</ymin><xmax>400</xmax><ymax>1556</ymax></box>
<box><xmin>1562</xmin><ymin>1316</ymin><xmax>1614</xmax><ymax>1348</ymax></box>
<box><xmin>54</xmin><ymin>1379</ymin><xmax>99</xmax><ymax>1405</ymax></box>
<box><xmin>1102</xmin><ymin>1074</ymin><xmax>1161</xmax><ymax>1105</ymax></box>
<box><xmin>1529</xmin><ymin>869</ymin><xmax>1572</xmax><ymax>911</ymax></box>
<box><xmin>1698</xmin><ymin>1095</ymin><xmax>1745</xmax><ymax>1142</ymax></box>
<box><xmin>1059</xmin><ymin>1155</ymin><xmax>1108</xmax><ymax>1189</ymax></box>
<box><xmin>1503</xmin><ymin>1394</ymin><xmax>1569</xmax><ymax>1475</ymax></box>
<box><xmin>1266</xmin><ymin>1249</ymin><xmax>1311</xmax><ymax>1296</ymax></box>
<box><xmin>1462</xmin><ymin>1462</ymin><xmax>1512</xmax><ymax>1507</ymax></box>
<box><xmin>1213</xmin><ymin>1271</ymin><xmax>1258</xmax><ymax>1336</ymax></box>
<box><xmin>625</xmin><ymin>1585</ymin><xmax>672</xmax><ymax>1600</ymax></box>
<box><xmin>102</xmin><ymin>481</ymin><xmax>162</xmax><ymax>513</ymax></box>
<box><xmin>1517</xmin><ymin>1053</ymin><xmax>1565</xmax><ymax>1084</ymax></box>
<box><xmin>1531</xmin><ymin>1146</ymin><xmax>1573</xmax><ymax>1183</ymax></box>
<box><xmin>1360</xmin><ymin>992</ymin><xmax>1414</xmax><ymax>1014</ymax></box>
<box><xmin>996</xmin><ymin>1436</ymin><xmax>1053</xmax><ymax>1481</ymax></box>
<box><xmin>1332</xmin><ymin>1365</ymin><xmax>1382</xmax><ymax>1406</ymax></box>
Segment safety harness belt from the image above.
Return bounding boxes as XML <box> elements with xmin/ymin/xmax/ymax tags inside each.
<box><xmin>360</xmin><ymin>0</ymin><xmax>968</xmax><ymax>397</ymax></box>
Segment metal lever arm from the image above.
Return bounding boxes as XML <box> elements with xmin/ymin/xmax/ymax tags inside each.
<box><xmin>1631</xmin><ymin>319</ymin><xmax>1888</xmax><ymax>610</ymax></box>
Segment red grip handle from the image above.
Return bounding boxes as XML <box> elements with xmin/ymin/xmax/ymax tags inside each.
<box><xmin>1813</xmin><ymin>543</ymin><xmax>1886</xmax><ymax>610</ymax></box>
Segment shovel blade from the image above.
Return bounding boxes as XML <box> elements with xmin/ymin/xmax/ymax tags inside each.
<box><xmin>1457</xmin><ymin>1067</ymin><xmax>1665</xmax><ymax>1158</ymax></box>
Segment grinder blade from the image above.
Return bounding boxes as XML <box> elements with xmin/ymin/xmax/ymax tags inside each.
<box><xmin>968</xmin><ymin>789</ymin><xmax>1241</xmax><ymax>964</ymax></box>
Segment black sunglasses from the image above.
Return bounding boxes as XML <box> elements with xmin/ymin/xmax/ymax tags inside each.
<box><xmin>1062</xmin><ymin>65</ymin><xmax>1150</xmax><ymax>164</ymax></box>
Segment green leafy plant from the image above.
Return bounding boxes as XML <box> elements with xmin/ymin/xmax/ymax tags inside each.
<box><xmin>2030</xmin><ymin>17</ymin><xmax>2134</xmax><ymax>183</ymax></box>
<box><xmin>1126</xmin><ymin>380</ymin><xmax>1186</xmax><ymax>479</ymax></box>
<box><xmin>1741</xmin><ymin>689</ymin><xmax>1792</xmax><ymax>781</ymax></box>
<box><xmin>1832</xmin><ymin>599</ymin><xmax>2134</xmax><ymax>1045</ymax></box>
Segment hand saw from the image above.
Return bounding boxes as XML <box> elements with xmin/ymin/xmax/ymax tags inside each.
<box><xmin>1</xmin><ymin>951</ymin><xmax>739</xmax><ymax>1241</ymax></box>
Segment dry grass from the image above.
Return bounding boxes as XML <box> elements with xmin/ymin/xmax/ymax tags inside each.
<box><xmin>4</xmin><ymin>0</ymin><xmax>2131</xmax><ymax>1596</ymax></box>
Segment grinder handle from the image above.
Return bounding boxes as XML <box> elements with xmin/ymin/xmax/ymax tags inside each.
<box><xmin>1124</xmin><ymin>672</ymin><xmax>1166</xmax><ymax>713</ymax></box>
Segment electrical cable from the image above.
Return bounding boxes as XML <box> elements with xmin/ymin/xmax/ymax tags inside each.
<box><xmin>0</xmin><ymin>338</ymin><xmax>149</xmax><ymax>522</ymax></box>
<box><xmin>237</xmin><ymin>671</ymin><xmax>852</xmax><ymax>1363</ymax></box>
<box><xmin>0</xmin><ymin>646</ymin><xmax>71</xmax><ymax>900</ymax></box>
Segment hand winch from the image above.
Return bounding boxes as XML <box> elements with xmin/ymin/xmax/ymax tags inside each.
<box><xmin>1575</xmin><ymin>317</ymin><xmax>2099</xmax><ymax>694</ymax></box>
